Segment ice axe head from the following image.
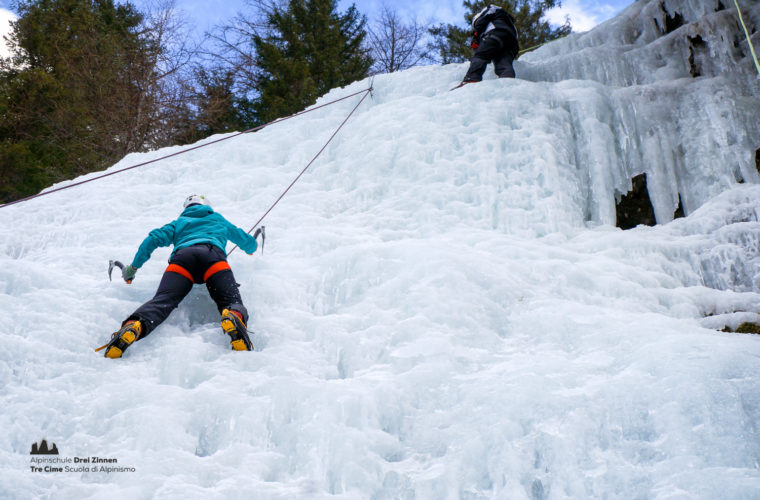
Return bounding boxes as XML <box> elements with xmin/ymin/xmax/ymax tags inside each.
<box><xmin>108</xmin><ymin>260</ymin><xmax>132</xmax><ymax>284</ymax></box>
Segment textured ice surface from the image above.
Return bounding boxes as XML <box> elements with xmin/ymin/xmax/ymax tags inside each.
<box><xmin>519</xmin><ymin>0</ymin><xmax>760</xmax><ymax>225</ymax></box>
<box><xmin>1</xmin><ymin>0</ymin><xmax>759</xmax><ymax>498</ymax></box>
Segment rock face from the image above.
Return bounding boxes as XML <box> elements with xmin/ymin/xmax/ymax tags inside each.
<box><xmin>615</xmin><ymin>173</ymin><xmax>657</xmax><ymax>229</ymax></box>
<box><xmin>518</xmin><ymin>0</ymin><xmax>760</xmax><ymax>228</ymax></box>
<box><xmin>614</xmin><ymin>173</ymin><xmax>686</xmax><ymax>229</ymax></box>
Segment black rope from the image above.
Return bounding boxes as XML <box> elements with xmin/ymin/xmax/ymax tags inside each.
<box><xmin>0</xmin><ymin>87</ymin><xmax>373</xmax><ymax>209</ymax></box>
<box><xmin>229</xmin><ymin>87</ymin><xmax>372</xmax><ymax>255</ymax></box>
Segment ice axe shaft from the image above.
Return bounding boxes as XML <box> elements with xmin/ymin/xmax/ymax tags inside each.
<box><xmin>108</xmin><ymin>260</ymin><xmax>132</xmax><ymax>284</ymax></box>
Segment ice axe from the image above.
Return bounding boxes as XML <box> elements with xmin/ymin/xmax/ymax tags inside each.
<box><xmin>108</xmin><ymin>260</ymin><xmax>133</xmax><ymax>284</ymax></box>
<box><xmin>229</xmin><ymin>225</ymin><xmax>266</xmax><ymax>256</ymax></box>
<box><xmin>253</xmin><ymin>226</ymin><xmax>265</xmax><ymax>254</ymax></box>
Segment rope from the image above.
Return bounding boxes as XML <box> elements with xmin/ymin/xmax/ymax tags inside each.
<box><xmin>519</xmin><ymin>42</ymin><xmax>548</xmax><ymax>55</ymax></box>
<box><xmin>228</xmin><ymin>87</ymin><xmax>372</xmax><ymax>255</ymax></box>
<box><xmin>733</xmin><ymin>0</ymin><xmax>760</xmax><ymax>76</ymax></box>
<box><xmin>0</xmin><ymin>87</ymin><xmax>373</xmax><ymax>209</ymax></box>
<box><xmin>518</xmin><ymin>33</ymin><xmax>570</xmax><ymax>56</ymax></box>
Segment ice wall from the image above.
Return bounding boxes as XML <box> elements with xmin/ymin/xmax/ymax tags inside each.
<box><xmin>1</xmin><ymin>1</ymin><xmax>760</xmax><ymax>499</ymax></box>
<box><xmin>523</xmin><ymin>0</ymin><xmax>759</xmax><ymax>86</ymax></box>
<box><xmin>518</xmin><ymin>0</ymin><xmax>760</xmax><ymax>225</ymax></box>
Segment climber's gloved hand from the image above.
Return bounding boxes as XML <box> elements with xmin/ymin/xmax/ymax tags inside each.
<box><xmin>123</xmin><ymin>265</ymin><xmax>137</xmax><ymax>283</ymax></box>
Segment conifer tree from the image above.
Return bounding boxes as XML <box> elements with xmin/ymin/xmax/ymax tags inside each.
<box><xmin>251</xmin><ymin>0</ymin><xmax>372</xmax><ymax>123</ymax></box>
<box><xmin>429</xmin><ymin>0</ymin><xmax>572</xmax><ymax>64</ymax></box>
<box><xmin>0</xmin><ymin>0</ymin><xmax>192</xmax><ymax>203</ymax></box>
<box><xmin>0</xmin><ymin>0</ymin><xmax>149</xmax><ymax>202</ymax></box>
<box><xmin>173</xmin><ymin>66</ymin><xmax>252</xmax><ymax>145</ymax></box>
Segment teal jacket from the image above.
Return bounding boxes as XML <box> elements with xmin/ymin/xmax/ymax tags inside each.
<box><xmin>131</xmin><ymin>205</ymin><xmax>258</xmax><ymax>268</ymax></box>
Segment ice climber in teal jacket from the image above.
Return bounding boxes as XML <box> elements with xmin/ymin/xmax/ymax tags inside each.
<box><xmin>100</xmin><ymin>194</ymin><xmax>261</xmax><ymax>358</ymax></box>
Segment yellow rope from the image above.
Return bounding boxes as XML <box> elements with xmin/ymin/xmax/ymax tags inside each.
<box><xmin>734</xmin><ymin>0</ymin><xmax>760</xmax><ymax>76</ymax></box>
<box><xmin>518</xmin><ymin>34</ymin><xmax>569</xmax><ymax>56</ymax></box>
<box><xmin>519</xmin><ymin>42</ymin><xmax>547</xmax><ymax>55</ymax></box>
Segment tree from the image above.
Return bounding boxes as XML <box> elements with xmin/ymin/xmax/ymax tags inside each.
<box><xmin>133</xmin><ymin>0</ymin><xmax>203</xmax><ymax>148</ymax></box>
<box><xmin>367</xmin><ymin>5</ymin><xmax>429</xmax><ymax>74</ymax></box>
<box><xmin>172</xmin><ymin>66</ymin><xmax>252</xmax><ymax>145</ymax></box>
<box><xmin>0</xmin><ymin>0</ymin><xmax>195</xmax><ymax>203</ymax></box>
<box><xmin>428</xmin><ymin>0</ymin><xmax>572</xmax><ymax>64</ymax></box>
<box><xmin>251</xmin><ymin>0</ymin><xmax>372</xmax><ymax>123</ymax></box>
<box><xmin>194</xmin><ymin>10</ymin><xmax>263</xmax><ymax>133</ymax></box>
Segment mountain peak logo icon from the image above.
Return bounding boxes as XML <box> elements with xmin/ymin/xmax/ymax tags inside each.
<box><xmin>30</xmin><ymin>439</ymin><xmax>59</xmax><ymax>455</ymax></box>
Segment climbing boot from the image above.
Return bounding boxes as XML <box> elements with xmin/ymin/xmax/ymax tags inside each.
<box><xmin>221</xmin><ymin>309</ymin><xmax>253</xmax><ymax>351</ymax></box>
<box><xmin>103</xmin><ymin>320</ymin><xmax>142</xmax><ymax>359</ymax></box>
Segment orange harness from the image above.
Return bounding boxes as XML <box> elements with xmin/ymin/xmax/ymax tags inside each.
<box><xmin>165</xmin><ymin>261</ymin><xmax>231</xmax><ymax>283</ymax></box>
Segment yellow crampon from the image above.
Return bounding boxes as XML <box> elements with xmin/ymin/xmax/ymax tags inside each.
<box><xmin>221</xmin><ymin>309</ymin><xmax>253</xmax><ymax>351</ymax></box>
<box><xmin>96</xmin><ymin>321</ymin><xmax>142</xmax><ymax>358</ymax></box>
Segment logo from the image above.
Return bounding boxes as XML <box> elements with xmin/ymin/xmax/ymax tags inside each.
<box><xmin>28</xmin><ymin>440</ymin><xmax>136</xmax><ymax>473</ymax></box>
<box><xmin>30</xmin><ymin>439</ymin><xmax>59</xmax><ymax>455</ymax></box>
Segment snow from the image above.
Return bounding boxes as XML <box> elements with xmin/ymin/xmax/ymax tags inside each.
<box><xmin>1</xmin><ymin>0</ymin><xmax>760</xmax><ymax>497</ymax></box>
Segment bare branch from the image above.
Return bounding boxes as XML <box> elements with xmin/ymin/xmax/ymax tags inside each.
<box><xmin>367</xmin><ymin>5</ymin><xmax>430</xmax><ymax>74</ymax></box>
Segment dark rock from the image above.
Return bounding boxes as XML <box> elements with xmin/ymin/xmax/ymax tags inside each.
<box><xmin>735</xmin><ymin>322</ymin><xmax>760</xmax><ymax>334</ymax></box>
<box><xmin>688</xmin><ymin>35</ymin><xmax>707</xmax><ymax>77</ymax></box>
<box><xmin>665</xmin><ymin>10</ymin><xmax>685</xmax><ymax>33</ymax></box>
<box><xmin>616</xmin><ymin>173</ymin><xmax>657</xmax><ymax>229</ymax></box>
<box><xmin>673</xmin><ymin>195</ymin><xmax>685</xmax><ymax>220</ymax></box>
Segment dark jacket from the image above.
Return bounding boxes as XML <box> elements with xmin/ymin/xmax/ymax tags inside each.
<box><xmin>472</xmin><ymin>5</ymin><xmax>519</xmax><ymax>57</ymax></box>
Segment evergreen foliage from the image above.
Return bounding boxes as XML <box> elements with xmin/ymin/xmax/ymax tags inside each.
<box><xmin>0</xmin><ymin>0</ymin><xmax>156</xmax><ymax>203</ymax></box>
<box><xmin>252</xmin><ymin>0</ymin><xmax>372</xmax><ymax>124</ymax></box>
<box><xmin>429</xmin><ymin>0</ymin><xmax>572</xmax><ymax>64</ymax></box>
<box><xmin>174</xmin><ymin>67</ymin><xmax>253</xmax><ymax>145</ymax></box>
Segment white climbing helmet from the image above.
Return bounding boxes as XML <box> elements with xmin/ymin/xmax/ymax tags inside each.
<box><xmin>183</xmin><ymin>194</ymin><xmax>211</xmax><ymax>209</ymax></box>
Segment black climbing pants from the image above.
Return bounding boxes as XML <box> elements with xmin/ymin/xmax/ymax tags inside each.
<box><xmin>126</xmin><ymin>244</ymin><xmax>248</xmax><ymax>337</ymax></box>
<box><xmin>463</xmin><ymin>33</ymin><xmax>516</xmax><ymax>82</ymax></box>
